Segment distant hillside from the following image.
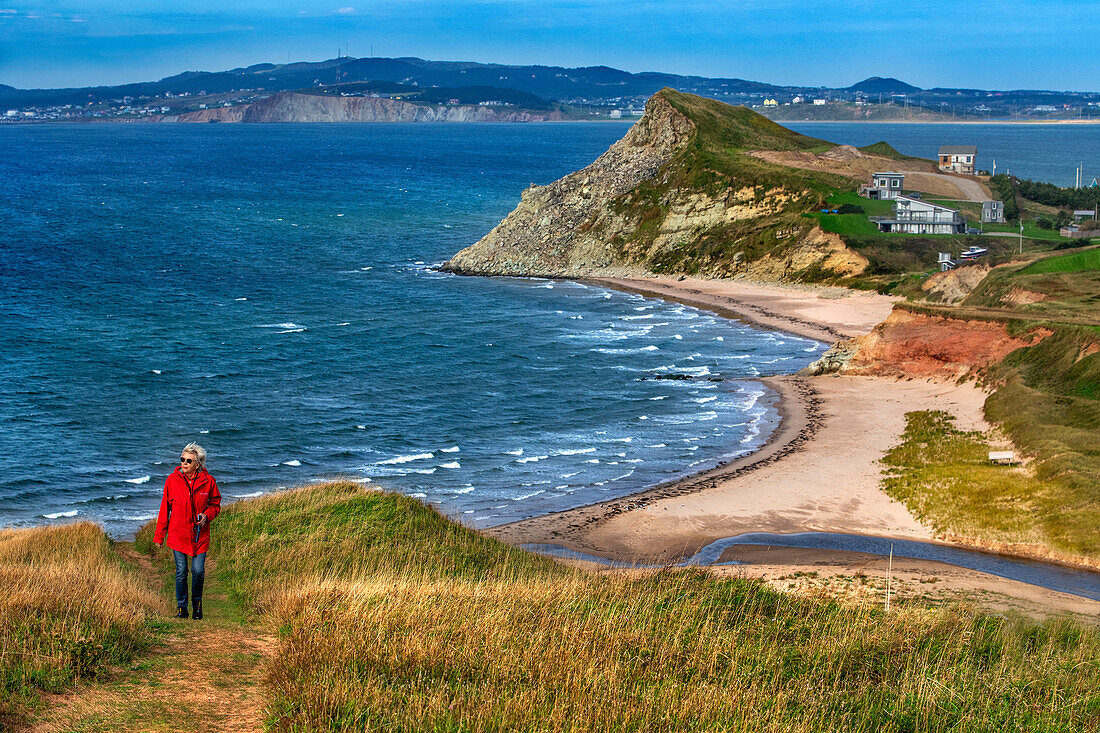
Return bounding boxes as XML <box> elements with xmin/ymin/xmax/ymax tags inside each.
<box><xmin>848</xmin><ymin>77</ymin><xmax>922</xmax><ymax>94</ymax></box>
<box><xmin>168</xmin><ymin>91</ymin><xmax>562</xmax><ymax>123</ymax></box>
<box><xmin>5</xmin><ymin>56</ymin><xmax>1097</xmax><ymax>122</ymax></box>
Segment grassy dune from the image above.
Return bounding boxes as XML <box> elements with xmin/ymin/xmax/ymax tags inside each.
<box><xmin>207</xmin><ymin>482</ymin><xmax>1099</xmax><ymax>732</ymax></box>
<box><xmin>0</xmin><ymin>523</ymin><xmax>158</xmax><ymax>724</ymax></box>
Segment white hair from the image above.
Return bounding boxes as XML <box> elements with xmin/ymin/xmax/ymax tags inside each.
<box><xmin>182</xmin><ymin>442</ymin><xmax>207</xmax><ymax>470</ymax></box>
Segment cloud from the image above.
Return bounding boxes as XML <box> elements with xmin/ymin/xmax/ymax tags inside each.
<box><xmin>335</xmin><ymin>6</ymin><xmax>354</xmax><ymax>13</ymax></box>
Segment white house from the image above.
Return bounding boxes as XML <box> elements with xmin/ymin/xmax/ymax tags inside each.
<box><xmin>872</xmin><ymin>196</ymin><xmax>966</xmax><ymax>235</ymax></box>
<box><xmin>938</xmin><ymin>145</ymin><xmax>977</xmax><ymax>174</ymax></box>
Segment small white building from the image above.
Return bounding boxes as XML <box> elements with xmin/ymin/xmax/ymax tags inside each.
<box><xmin>860</xmin><ymin>172</ymin><xmax>906</xmax><ymax>200</ymax></box>
<box><xmin>938</xmin><ymin>145</ymin><xmax>977</xmax><ymax>174</ymax></box>
<box><xmin>872</xmin><ymin>196</ymin><xmax>966</xmax><ymax>235</ymax></box>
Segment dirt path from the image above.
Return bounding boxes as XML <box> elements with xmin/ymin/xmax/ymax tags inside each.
<box><xmin>27</xmin><ymin>545</ymin><xmax>273</xmax><ymax>733</ymax></box>
<box><xmin>904</xmin><ymin>172</ymin><xmax>991</xmax><ymax>201</ymax></box>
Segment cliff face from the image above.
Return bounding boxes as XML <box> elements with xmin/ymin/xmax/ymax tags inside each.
<box><xmin>444</xmin><ymin>89</ymin><xmax>865</xmax><ymax>281</ymax></box>
<box><xmin>445</xmin><ymin>92</ymin><xmax>696</xmax><ymax>277</ymax></box>
<box><xmin>170</xmin><ymin>92</ymin><xmax>561</xmax><ymax>123</ymax></box>
<box><xmin>805</xmin><ymin>308</ymin><xmax>1050</xmax><ymax>381</ymax></box>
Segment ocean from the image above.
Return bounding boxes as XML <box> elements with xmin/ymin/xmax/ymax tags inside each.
<box><xmin>4</xmin><ymin>119</ymin><xmax>1093</xmax><ymax>539</ymax></box>
<box><xmin>1</xmin><ymin>121</ymin><xmax>822</xmax><ymax>537</ymax></box>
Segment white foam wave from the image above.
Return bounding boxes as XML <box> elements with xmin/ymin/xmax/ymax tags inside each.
<box><xmin>199</xmin><ymin>429</ymin><xmax>209</xmax><ymax>434</ymax></box>
<box><xmin>150</xmin><ymin>369</ymin><xmax>162</xmax><ymax>375</ymax></box>
<box><xmin>259</xmin><ymin>322</ymin><xmax>302</xmax><ymax>329</ymax></box>
<box><xmin>353</xmin><ymin>477</ymin><xmax>372</xmax><ymax>484</ymax></box>
<box><xmin>235</xmin><ymin>297</ymin><xmax>248</xmax><ymax>301</ymax></box>
<box><xmin>692</xmin><ymin>396</ymin><xmax>718</xmax><ymax>404</ymax></box>
<box><xmin>556</xmin><ymin>448</ymin><xmax>596</xmax><ymax>455</ymax></box>
<box><xmin>561</xmin><ymin>471</ymin><xmax>581</xmax><ymax>478</ymax></box>
<box><xmin>593</xmin><ymin>345</ymin><xmax>660</xmax><ymax>355</ymax></box>
<box><xmin>234</xmin><ymin>491</ymin><xmax>264</xmax><ymax>498</ymax></box>
<box><xmin>356</xmin><ymin>425</ymin><xmax>366</xmax><ymax>430</ymax></box>
<box><xmin>517</xmin><ymin>455</ymin><xmax>549</xmax><ymax>464</ymax></box>
<box><xmin>646</xmin><ymin>443</ymin><xmax>666</xmax><ymax>448</ymax></box>
<box><xmin>585</xmin><ymin>459</ymin><xmax>600</xmax><ymax>464</ymax></box>
<box><xmin>453</xmin><ymin>486</ymin><xmax>475</xmax><ymax>494</ymax></box>
<box><xmin>439</xmin><ymin>461</ymin><xmax>461</xmax><ymax>469</ymax></box>
<box><xmin>638</xmin><ymin>415</ymin><xmax>648</xmax><ymax>420</ymax></box>
<box><xmin>123</xmin><ymin>514</ymin><xmax>156</xmax><ymax>521</ymax></box>
<box><xmin>504</xmin><ymin>449</ymin><xmax>524</xmax><ymax>456</ymax></box>
<box><xmin>514</xmin><ymin>490</ymin><xmax>545</xmax><ymax>501</ymax></box>
<box><xmin>441</xmin><ymin>446</ymin><xmax>460</xmax><ymax>453</ymax></box>
<box><xmin>409</xmin><ymin>492</ymin><xmax>427</xmax><ymax>498</ymax></box>
<box><xmin>649</xmin><ymin>396</ymin><xmax>668</xmax><ymax>401</ymax></box>
<box><xmin>283</xmin><ymin>460</ymin><xmax>301</xmax><ymax>467</ymax></box>
<box><xmin>44</xmin><ymin>510</ymin><xmax>78</xmax><ymax>519</ymax></box>
<box><xmin>278</xmin><ymin>328</ymin><xmax>306</xmax><ymax>334</ymax></box>
<box><xmin>379</xmin><ymin>452</ymin><xmax>434</xmax><ymax>465</ymax></box>
<box><xmin>124</xmin><ymin>475</ymin><xmax>151</xmax><ymax>485</ymax></box>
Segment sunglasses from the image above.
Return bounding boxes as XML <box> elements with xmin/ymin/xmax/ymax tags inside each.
<box><xmin>180</xmin><ymin>457</ymin><xmax>195</xmax><ymax>464</ymax></box>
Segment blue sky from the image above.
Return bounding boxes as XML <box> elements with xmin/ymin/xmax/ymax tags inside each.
<box><xmin>1</xmin><ymin>1</ymin><xmax>1097</xmax><ymax>91</ymax></box>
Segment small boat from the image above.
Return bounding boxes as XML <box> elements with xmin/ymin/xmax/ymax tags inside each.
<box><xmin>959</xmin><ymin>246</ymin><xmax>988</xmax><ymax>260</ymax></box>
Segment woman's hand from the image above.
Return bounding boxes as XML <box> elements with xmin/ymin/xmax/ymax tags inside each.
<box><xmin>196</xmin><ymin>513</ymin><xmax>207</xmax><ymax>527</ymax></box>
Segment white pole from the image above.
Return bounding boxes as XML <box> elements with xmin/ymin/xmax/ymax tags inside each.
<box><xmin>885</xmin><ymin>544</ymin><xmax>893</xmax><ymax>613</ymax></box>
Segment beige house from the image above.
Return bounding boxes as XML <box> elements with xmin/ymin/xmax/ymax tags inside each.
<box><xmin>938</xmin><ymin>145</ymin><xmax>977</xmax><ymax>174</ymax></box>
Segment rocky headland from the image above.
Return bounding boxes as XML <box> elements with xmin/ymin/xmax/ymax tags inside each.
<box><xmin>443</xmin><ymin>88</ymin><xmax>880</xmax><ymax>281</ymax></box>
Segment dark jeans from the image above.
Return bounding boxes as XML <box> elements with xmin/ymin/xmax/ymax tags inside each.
<box><xmin>172</xmin><ymin>549</ymin><xmax>206</xmax><ymax>609</ymax></box>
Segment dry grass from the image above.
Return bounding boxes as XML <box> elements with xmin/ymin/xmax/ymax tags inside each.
<box><xmin>0</xmin><ymin>523</ymin><xmax>159</xmax><ymax>724</ymax></box>
<box><xmin>209</xmin><ymin>481</ymin><xmax>1100</xmax><ymax>732</ymax></box>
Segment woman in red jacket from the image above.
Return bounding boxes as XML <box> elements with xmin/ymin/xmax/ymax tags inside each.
<box><xmin>154</xmin><ymin>442</ymin><xmax>221</xmax><ymax>620</ymax></box>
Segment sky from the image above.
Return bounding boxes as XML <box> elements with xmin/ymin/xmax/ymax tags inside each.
<box><xmin>1</xmin><ymin>0</ymin><xmax>1098</xmax><ymax>91</ymax></box>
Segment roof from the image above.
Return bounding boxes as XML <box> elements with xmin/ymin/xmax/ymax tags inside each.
<box><xmin>896</xmin><ymin>195</ymin><xmax>958</xmax><ymax>213</ymax></box>
<box><xmin>872</xmin><ymin>172</ymin><xmax>906</xmax><ymax>177</ymax></box>
<box><xmin>939</xmin><ymin>145</ymin><xmax>977</xmax><ymax>155</ymax></box>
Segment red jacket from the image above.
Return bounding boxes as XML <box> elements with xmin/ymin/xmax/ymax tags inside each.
<box><xmin>154</xmin><ymin>467</ymin><xmax>221</xmax><ymax>555</ymax></box>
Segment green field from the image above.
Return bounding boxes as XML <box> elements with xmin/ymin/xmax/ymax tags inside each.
<box><xmin>1018</xmin><ymin>246</ymin><xmax>1100</xmax><ymax>274</ymax></box>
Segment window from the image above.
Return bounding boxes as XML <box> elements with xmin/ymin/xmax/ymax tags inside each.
<box><xmin>879</xmin><ymin>179</ymin><xmax>888</xmax><ymax>187</ymax></box>
<box><xmin>892</xmin><ymin>179</ymin><xmax>901</xmax><ymax>187</ymax></box>
<box><xmin>966</xmin><ymin>156</ymin><xmax>972</xmax><ymax>163</ymax></box>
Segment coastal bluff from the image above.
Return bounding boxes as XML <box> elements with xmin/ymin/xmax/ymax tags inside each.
<box><xmin>443</xmin><ymin>88</ymin><xmax>868</xmax><ymax>281</ymax></box>
<box><xmin>167</xmin><ymin>91</ymin><xmax>562</xmax><ymax>123</ymax></box>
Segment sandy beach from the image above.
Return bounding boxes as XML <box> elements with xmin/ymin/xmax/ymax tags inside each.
<box><xmin>490</xmin><ymin>276</ymin><xmax>1100</xmax><ymax>617</ymax></box>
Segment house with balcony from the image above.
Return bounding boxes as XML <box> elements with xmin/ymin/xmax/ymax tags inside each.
<box><xmin>871</xmin><ymin>196</ymin><xmax>966</xmax><ymax>235</ymax></box>
<box><xmin>938</xmin><ymin>145</ymin><xmax>977</xmax><ymax>174</ymax></box>
<box><xmin>860</xmin><ymin>172</ymin><xmax>906</xmax><ymax>200</ymax></box>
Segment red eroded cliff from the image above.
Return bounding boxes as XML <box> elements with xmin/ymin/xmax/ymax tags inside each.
<box><xmin>834</xmin><ymin>308</ymin><xmax>1049</xmax><ymax>380</ymax></box>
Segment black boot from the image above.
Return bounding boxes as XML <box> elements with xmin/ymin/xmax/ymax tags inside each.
<box><xmin>175</xmin><ymin>606</ymin><xmax>189</xmax><ymax>619</ymax></box>
<box><xmin>192</xmin><ymin>601</ymin><xmax>203</xmax><ymax>620</ymax></box>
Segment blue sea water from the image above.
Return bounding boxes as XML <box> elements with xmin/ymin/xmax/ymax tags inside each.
<box><xmin>1</xmin><ymin>122</ymin><xmax>825</xmax><ymax>537</ymax></box>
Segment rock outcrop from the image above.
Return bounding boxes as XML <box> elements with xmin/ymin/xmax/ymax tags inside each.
<box><xmin>444</xmin><ymin>91</ymin><xmax>695</xmax><ymax>277</ymax></box>
<box><xmin>920</xmin><ymin>264</ymin><xmax>990</xmax><ymax>304</ymax></box>
<box><xmin>444</xmin><ymin>89</ymin><xmax>867</xmax><ymax>281</ymax></box>
<box><xmin>169</xmin><ymin>92</ymin><xmax>561</xmax><ymax>124</ymax></box>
